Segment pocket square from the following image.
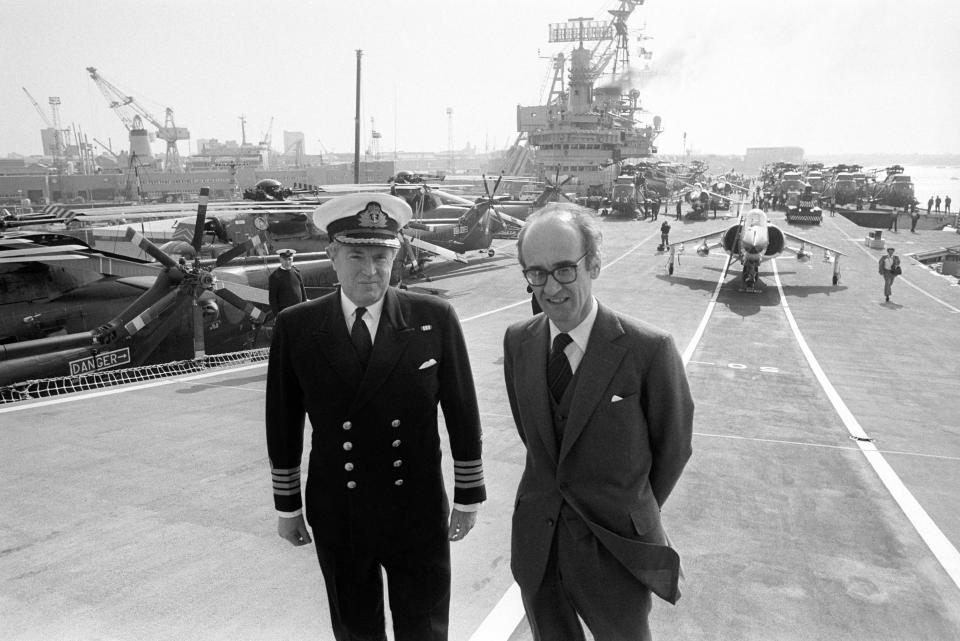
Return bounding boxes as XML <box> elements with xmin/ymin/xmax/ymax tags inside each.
<box><xmin>419</xmin><ymin>358</ymin><xmax>438</xmax><ymax>370</ymax></box>
<box><xmin>611</xmin><ymin>394</ymin><xmax>624</xmax><ymax>403</ymax></box>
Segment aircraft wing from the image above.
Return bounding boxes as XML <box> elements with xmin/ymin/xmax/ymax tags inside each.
<box><xmin>780</xmin><ymin>230</ymin><xmax>846</xmax><ymax>257</ymax></box>
<box><xmin>406</xmin><ymin>236</ymin><xmax>469</xmax><ymax>264</ymax></box>
<box><xmin>667</xmin><ymin>229</ymin><xmax>727</xmax><ymax>250</ymax></box>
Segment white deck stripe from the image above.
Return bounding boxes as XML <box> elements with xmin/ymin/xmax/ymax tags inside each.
<box><xmin>772</xmin><ymin>259</ymin><xmax>960</xmax><ymax>592</ymax></box>
<box><xmin>681</xmin><ymin>256</ymin><xmax>730</xmax><ymax>365</ymax></box>
<box><xmin>467</xmin><ymin>583</ymin><xmax>525</xmax><ymax>641</ymax></box>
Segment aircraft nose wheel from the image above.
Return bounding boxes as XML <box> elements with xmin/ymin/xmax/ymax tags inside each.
<box><xmin>487</xmin><ymin>249</ymin><xmax>495</xmax><ymax>257</ymax></box>
<box><xmin>832</xmin><ymin>273</ymin><xmax>840</xmax><ymax>285</ymax></box>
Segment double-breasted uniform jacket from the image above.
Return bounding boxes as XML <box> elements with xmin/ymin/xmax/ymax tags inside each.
<box><xmin>503</xmin><ymin>303</ymin><xmax>694</xmax><ymax>603</ymax></box>
<box><xmin>266</xmin><ymin>287</ymin><xmax>485</xmax><ymax>550</ymax></box>
<box><xmin>268</xmin><ymin>266</ymin><xmax>307</xmax><ymax>315</ymax></box>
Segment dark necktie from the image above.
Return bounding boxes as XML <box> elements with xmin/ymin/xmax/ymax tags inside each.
<box><xmin>548</xmin><ymin>333</ymin><xmax>573</xmax><ymax>403</ymax></box>
<box><xmin>351</xmin><ymin>307</ymin><xmax>373</xmax><ymax>368</ymax></box>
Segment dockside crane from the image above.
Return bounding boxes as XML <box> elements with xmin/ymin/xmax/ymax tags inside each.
<box><xmin>258</xmin><ymin>116</ymin><xmax>274</xmax><ymax>150</ymax></box>
<box><xmin>22</xmin><ymin>87</ymin><xmax>68</xmax><ymax>166</ymax></box>
<box><xmin>86</xmin><ymin>67</ymin><xmax>190</xmax><ymax>173</ymax></box>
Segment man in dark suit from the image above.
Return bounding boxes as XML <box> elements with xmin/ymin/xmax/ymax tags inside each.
<box><xmin>266</xmin><ymin>193</ymin><xmax>486</xmax><ymax>641</ymax></box>
<box><xmin>267</xmin><ymin>248</ymin><xmax>306</xmax><ymax>315</ymax></box>
<box><xmin>503</xmin><ymin>203</ymin><xmax>694</xmax><ymax>640</ymax></box>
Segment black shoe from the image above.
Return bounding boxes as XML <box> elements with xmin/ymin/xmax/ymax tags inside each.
<box><xmin>885</xmin><ymin>296</ymin><xmax>889</xmax><ymax>302</ymax></box>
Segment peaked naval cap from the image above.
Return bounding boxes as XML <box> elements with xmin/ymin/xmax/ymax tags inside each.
<box><xmin>312</xmin><ymin>193</ymin><xmax>412</xmax><ymax>248</ymax></box>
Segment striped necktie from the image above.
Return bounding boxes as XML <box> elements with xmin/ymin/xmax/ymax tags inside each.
<box><xmin>351</xmin><ymin>307</ymin><xmax>373</xmax><ymax>368</ymax></box>
<box><xmin>548</xmin><ymin>333</ymin><xmax>573</xmax><ymax>403</ymax></box>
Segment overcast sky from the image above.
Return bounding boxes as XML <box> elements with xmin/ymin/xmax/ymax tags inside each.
<box><xmin>2</xmin><ymin>0</ymin><xmax>957</xmax><ymax>158</ymax></box>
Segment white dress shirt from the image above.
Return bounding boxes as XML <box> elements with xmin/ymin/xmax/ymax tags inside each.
<box><xmin>548</xmin><ymin>296</ymin><xmax>599</xmax><ymax>375</ymax></box>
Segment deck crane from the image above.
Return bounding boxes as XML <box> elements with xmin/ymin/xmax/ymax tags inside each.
<box><xmin>542</xmin><ymin>0</ymin><xmax>648</xmax><ymax>110</ymax></box>
<box><xmin>587</xmin><ymin>0</ymin><xmax>644</xmax><ymax>79</ymax></box>
<box><xmin>86</xmin><ymin>67</ymin><xmax>190</xmax><ymax>173</ymax></box>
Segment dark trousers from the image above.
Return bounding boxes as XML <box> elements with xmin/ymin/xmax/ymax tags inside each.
<box><xmin>883</xmin><ymin>272</ymin><xmax>896</xmax><ymax>298</ymax></box>
<box><xmin>522</xmin><ymin>509</ymin><xmax>653</xmax><ymax>641</ymax></box>
<box><xmin>315</xmin><ymin>535</ymin><xmax>451</xmax><ymax>641</ymax></box>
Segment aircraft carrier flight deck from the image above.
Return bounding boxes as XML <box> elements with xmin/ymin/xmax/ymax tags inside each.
<box><xmin>2</xmin><ymin>209</ymin><xmax>959</xmax><ymax>640</ymax></box>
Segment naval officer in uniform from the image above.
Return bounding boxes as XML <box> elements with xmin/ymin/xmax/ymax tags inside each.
<box><xmin>265</xmin><ymin>192</ymin><xmax>486</xmax><ymax>641</ymax></box>
<box><xmin>267</xmin><ymin>248</ymin><xmax>307</xmax><ymax>315</ymax></box>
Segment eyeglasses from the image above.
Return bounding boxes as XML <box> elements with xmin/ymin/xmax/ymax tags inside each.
<box><xmin>523</xmin><ymin>252</ymin><xmax>589</xmax><ymax>287</ymax></box>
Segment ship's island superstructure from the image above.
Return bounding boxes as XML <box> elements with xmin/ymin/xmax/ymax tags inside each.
<box><xmin>515</xmin><ymin>0</ymin><xmax>662</xmax><ymax>195</ymax></box>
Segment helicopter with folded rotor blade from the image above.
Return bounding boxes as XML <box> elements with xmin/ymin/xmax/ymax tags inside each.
<box><xmin>398</xmin><ymin>173</ymin><xmax>526</xmax><ymax>273</ymax></box>
<box><xmin>0</xmin><ymin>189</ymin><xmax>339</xmax><ymax>387</ymax></box>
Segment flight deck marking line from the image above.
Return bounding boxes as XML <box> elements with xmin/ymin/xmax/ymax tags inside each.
<box><xmin>828</xmin><ymin>219</ymin><xmax>960</xmax><ymax>313</ymax></box>
<box><xmin>772</xmin><ymin>259</ymin><xmax>960</xmax><ymax>592</ymax></box>
<box><xmin>681</xmin><ymin>254</ymin><xmax>730</xmax><ymax>365</ymax></box>
<box><xmin>0</xmin><ymin>362</ymin><xmax>266</xmax><ymax>414</ymax></box>
<box><xmin>466</xmin><ymin>231</ymin><xmax>661</xmax><ymax>640</ymax></box>
<box><xmin>695</xmin><ymin>431</ymin><xmax>960</xmax><ymax>462</ymax></box>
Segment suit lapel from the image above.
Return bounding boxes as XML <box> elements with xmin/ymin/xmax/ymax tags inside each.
<box><xmin>559</xmin><ymin>305</ymin><xmax>627</xmax><ymax>464</ymax></box>
<box><xmin>350</xmin><ymin>288</ymin><xmax>413</xmax><ymax>412</ymax></box>
<box><xmin>515</xmin><ymin>317</ymin><xmax>558</xmax><ymax>464</ymax></box>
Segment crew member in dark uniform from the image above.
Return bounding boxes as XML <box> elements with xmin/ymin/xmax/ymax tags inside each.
<box><xmin>265</xmin><ymin>193</ymin><xmax>486</xmax><ymax>641</ymax></box>
<box><xmin>268</xmin><ymin>248</ymin><xmax>306</xmax><ymax>315</ymax></box>
<box><xmin>660</xmin><ymin>219</ymin><xmax>671</xmax><ymax>251</ymax></box>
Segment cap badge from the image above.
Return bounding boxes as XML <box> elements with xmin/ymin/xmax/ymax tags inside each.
<box><xmin>357</xmin><ymin>203</ymin><xmax>389</xmax><ymax>229</ymax></box>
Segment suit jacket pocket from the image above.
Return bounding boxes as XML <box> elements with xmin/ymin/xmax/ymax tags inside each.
<box><xmin>630</xmin><ymin>500</ymin><xmax>665</xmax><ymax>544</ymax></box>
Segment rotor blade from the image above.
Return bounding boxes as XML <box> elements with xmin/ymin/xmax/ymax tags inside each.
<box><xmin>482</xmin><ymin>174</ymin><xmax>491</xmax><ymax>199</ymax></box>
<box><xmin>191</xmin><ymin>187</ymin><xmax>211</xmax><ymax>254</ymax></box>
<box><xmin>481</xmin><ymin>210</ymin><xmax>492</xmax><ymax>236</ymax></box>
<box><xmin>560</xmin><ymin>175</ymin><xmax>573</xmax><ymax>187</ymax></box>
<box><xmin>406</xmin><ymin>236</ymin><xmax>467</xmax><ymax>263</ymax></box>
<box><xmin>490</xmin><ymin>205</ymin><xmax>508</xmax><ymax>229</ymax></box>
<box><xmin>125</xmin><ymin>227</ymin><xmax>179</xmax><ymax>269</ymax></box>
<box><xmin>122</xmin><ymin>289</ymin><xmax>181</xmax><ymax>337</ymax></box>
<box><xmin>214</xmin><ymin>286</ymin><xmax>267</xmax><ymax>323</ymax></box>
<box><xmin>555</xmin><ymin>165</ymin><xmax>560</xmax><ymax>185</ymax></box>
<box><xmin>492</xmin><ymin>173</ymin><xmax>504</xmax><ymax>197</ymax></box>
<box><xmin>398</xmin><ymin>232</ymin><xmax>420</xmax><ymax>271</ymax></box>
<box><xmin>192</xmin><ymin>299</ymin><xmax>206</xmax><ymax>359</ymax></box>
<box><xmin>214</xmin><ymin>232</ymin><xmax>268</xmax><ymax>267</ymax></box>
